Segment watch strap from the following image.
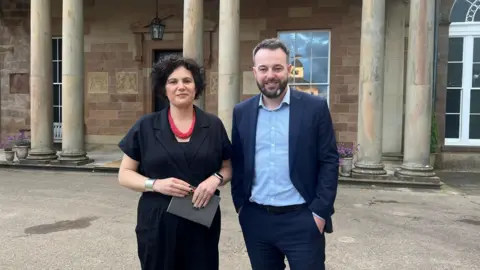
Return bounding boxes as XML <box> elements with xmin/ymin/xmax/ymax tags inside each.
<box><xmin>213</xmin><ymin>172</ymin><xmax>224</xmax><ymax>185</ymax></box>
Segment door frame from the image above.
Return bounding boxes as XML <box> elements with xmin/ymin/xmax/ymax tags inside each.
<box><xmin>447</xmin><ymin>22</ymin><xmax>480</xmax><ymax>146</ymax></box>
<box><xmin>130</xmin><ymin>18</ymin><xmax>216</xmax><ymax>114</ymax></box>
<box><xmin>143</xmin><ymin>40</ymin><xmax>183</xmax><ymax>114</ymax></box>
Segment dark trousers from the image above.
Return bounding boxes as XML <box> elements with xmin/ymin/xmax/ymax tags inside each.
<box><xmin>136</xmin><ymin>193</ymin><xmax>221</xmax><ymax>270</ymax></box>
<box><xmin>239</xmin><ymin>202</ymin><xmax>326</xmax><ymax>270</ymax></box>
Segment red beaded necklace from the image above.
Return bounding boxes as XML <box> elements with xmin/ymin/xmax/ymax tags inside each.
<box><xmin>168</xmin><ymin>108</ymin><xmax>196</xmax><ymax>139</ymax></box>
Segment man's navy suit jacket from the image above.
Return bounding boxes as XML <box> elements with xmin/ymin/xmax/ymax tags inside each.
<box><xmin>230</xmin><ymin>89</ymin><xmax>339</xmax><ymax>233</ymax></box>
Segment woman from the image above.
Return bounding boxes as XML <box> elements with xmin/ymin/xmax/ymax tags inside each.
<box><xmin>118</xmin><ymin>55</ymin><xmax>232</xmax><ymax>270</ymax></box>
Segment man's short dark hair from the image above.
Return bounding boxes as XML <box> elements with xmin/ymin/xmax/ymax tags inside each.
<box><xmin>151</xmin><ymin>54</ymin><xmax>205</xmax><ymax>100</ymax></box>
<box><xmin>252</xmin><ymin>38</ymin><xmax>290</xmax><ymax>63</ymax></box>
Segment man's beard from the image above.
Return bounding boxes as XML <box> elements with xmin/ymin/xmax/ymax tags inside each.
<box><xmin>256</xmin><ymin>78</ymin><xmax>289</xmax><ymax>99</ymax></box>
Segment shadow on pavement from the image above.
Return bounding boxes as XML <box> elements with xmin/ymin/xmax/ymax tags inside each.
<box><xmin>437</xmin><ymin>171</ymin><xmax>480</xmax><ymax>196</ymax></box>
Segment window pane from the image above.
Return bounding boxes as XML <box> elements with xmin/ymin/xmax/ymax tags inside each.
<box><xmin>294</xmin><ymin>32</ymin><xmax>312</xmax><ymax>58</ymax></box>
<box><xmin>446</xmin><ymin>89</ymin><xmax>461</xmax><ymax>113</ymax></box>
<box><xmin>475</xmin><ymin>10</ymin><xmax>480</xmax><ymax>23</ymax></box>
<box><xmin>469</xmin><ymin>115</ymin><xmax>480</xmax><ymax>139</ymax></box>
<box><xmin>292</xmin><ymin>57</ymin><xmax>310</xmax><ymax>83</ymax></box>
<box><xmin>53</xmin><ymin>85</ymin><xmax>60</xmax><ymax>106</ymax></box>
<box><xmin>53</xmin><ymin>107</ymin><xmax>60</xmax><ymax>123</ymax></box>
<box><xmin>293</xmin><ymin>84</ymin><xmax>328</xmax><ymax>98</ymax></box>
<box><xmin>58</xmin><ymin>39</ymin><xmax>62</xmax><ymax>61</ymax></box>
<box><xmin>447</xmin><ymin>63</ymin><xmax>462</xmax><ymax>87</ymax></box>
<box><xmin>471</xmin><ymin>90</ymin><xmax>480</xmax><ymax>113</ymax></box>
<box><xmin>474</xmin><ymin>38</ymin><xmax>480</xmax><ymax>62</ymax></box>
<box><xmin>449</xmin><ymin>38</ymin><xmax>463</xmax><ymax>62</ymax></box>
<box><xmin>53</xmin><ymin>62</ymin><xmax>58</xmax><ymax>83</ymax></box>
<box><xmin>450</xmin><ymin>0</ymin><xmax>469</xmax><ymax>23</ymax></box>
<box><xmin>311</xmin><ymin>58</ymin><xmax>329</xmax><ymax>84</ymax></box>
<box><xmin>52</xmin><ymin>39</ymin><xmax>57</xmax><ymax>61</ymax></box>
<box><xmin>317</xmin><ymin>85</ymin><xmax>328</xmax><ymax>98</ymax></box>
<box><xmin>59</xmin><ymin>62</ymin><xmax>62</xmax><ymax>82</ymax></box>
<box><xmin>311</xmin><ymin>32</ymin><xmax>329</xmax><ymax>57</ymax></box>
<box><xmin>445</xmin><ymin>114</ymin><xmax>460</xmax><ymax>139</ymax></box>
<box><xmin>278</xmin><ymin>32</ymin><xmax>295</xmax><ymax>57</ymax></box>
<box><xmin>473</xmin><ymin>64</ymin><xmax>480</xmax><ymax>87</ymax></box>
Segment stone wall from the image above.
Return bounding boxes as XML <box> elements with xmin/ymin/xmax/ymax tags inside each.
<box><xmin>2</xmin><ymin>0</ymin><xmax>451</xmax><ymax>150</ymax></box>
<box><xmin>208</xmin><ymin>0</ymin><xmax>362</xmax><ymax>144</ymax></box>
<box><xmin>0</xmin><ymin>0</ymin><xmax>30</xmax><ymax>144</ymax></box>
<box><xmin>69</xmin><ymin>0</ymin><xmax>361</xmax><ymax>145</ymax></box>
<box><xmin>80</xmin><ymin>0</ymin><xmax>220</xmax><ymax>144</ymax></box>
<box><xmin>84</xmin><ymin>43</ymin><xmax>144</xmax><ymax>137</ymax></box>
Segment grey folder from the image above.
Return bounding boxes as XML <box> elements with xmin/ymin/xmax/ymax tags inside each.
<box><xmin>166</xmin><ymin>194</ymin><xmax>221</xmax><ymax>228</ymax></box>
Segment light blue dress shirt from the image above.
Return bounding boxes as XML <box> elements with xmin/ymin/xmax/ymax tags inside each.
<box><xmin>249</xmin><ymin>88</ymin><xmax>324</xmax><ymax>221</ymax></box>
<box><xmin>250</xmin><ymin>88</ymin><xmax>307</xmax><ymax>206</ymax></box>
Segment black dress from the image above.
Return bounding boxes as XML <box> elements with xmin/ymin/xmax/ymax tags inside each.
<box><xmin>118</xmin><ymin>106</ymin><xmax>232</xmax><ymax>270</ymax></box>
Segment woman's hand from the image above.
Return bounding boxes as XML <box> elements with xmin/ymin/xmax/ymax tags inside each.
<box><xmin>153</xmin><ymin>178</ymin><xmax>193</xmax><ymax>197</ymax></box>
<box><xmin>192</xmin><ymin>176</ymin><xmax>221</xmax><ymax>208</ymax></box>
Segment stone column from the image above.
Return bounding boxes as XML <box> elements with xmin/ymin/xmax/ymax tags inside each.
<box><xmin>218</xmin><ymin>0</ymin><xmax>240</xmax><ymax>138</ymax></box>
<box><xmin>382</xmin><ymin>0</ymin><xmax>407</xmax><ymax>155</ymax></box>
<box><xmin>395</xmin><ymin>0</ymin><xmax>437</xmax><ymax>179</ymax></box>
<box><xmin>57</xmin><ymin>0</ymin><xmax>91</xmax><ymax>164</ymax></box>
<box><xmin>26</xmin><ymin>0</ymin><xmax>58</xmax><ymax>162</ymax></box>
<box><xmin>183</xmin><ymin>0</ymin><xmax>205</xmax><ymax>110</ymax></box>
<box><xmin>352</xmin><ymin>0</ymin><xmax>387</xmax><ymax>176</ymax></box>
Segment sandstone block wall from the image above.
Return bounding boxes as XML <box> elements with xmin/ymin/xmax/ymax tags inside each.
<box><xmin>0</xmin><ymin>0</ymin><xmax>452</xmax><ymax>151</ymax></box>
<box><xmin>0</xmin><ymin>0</ymin><xmax>30</xmax><ymax>141</ymax></box>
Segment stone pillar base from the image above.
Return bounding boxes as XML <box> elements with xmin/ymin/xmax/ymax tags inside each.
<box><xmin>56</xmin><ymin>151</ymin><xmax>94</xmax><ymax>165</ymax></box>
<box><xmin>394</xmin><ymin>164</ymin><xmax>436</xmax><ymax>178</ymax></box>
<box><xmin>26</xmin><ymin>149</ymin><xmax>58</xmax><ymax>162</ymax></box>
<box><xmin>352</xmin><ymin>163</ymin><xmax>387</xmax><ymax>176</ymax></box>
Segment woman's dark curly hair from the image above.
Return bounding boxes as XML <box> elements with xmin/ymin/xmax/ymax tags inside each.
<box><xmin>151</xmin><ymin>54</ymin><xmax>205</xmax><ymax>100</ymax></box>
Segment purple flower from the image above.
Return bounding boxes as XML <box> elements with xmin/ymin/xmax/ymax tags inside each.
<box><xmin>337</xmin><ymin>143</ymin><xmax>359</xmax><ymax>158</ymax></box>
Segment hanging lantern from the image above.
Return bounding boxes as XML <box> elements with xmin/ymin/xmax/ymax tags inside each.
<box><xmin>150</xmin><ymin>17</ymin><xmax>165</xmax><ymax>40</ymax></box>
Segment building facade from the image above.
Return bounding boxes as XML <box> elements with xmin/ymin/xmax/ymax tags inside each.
<box><xmin>0</xmin><ymin>0</ymin><xmax>476</xmax><ymax>177</ymax></box>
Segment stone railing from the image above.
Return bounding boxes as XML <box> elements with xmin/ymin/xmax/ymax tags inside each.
<box><xmin>53</xmin><ymin>123</ymin><xmax>62</xmax><ymax>142</ymax></box>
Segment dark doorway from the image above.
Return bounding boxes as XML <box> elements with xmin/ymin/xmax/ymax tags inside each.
<box><xmin>152</xmin><ymin>50</ymin><xmax>183</xmax><ymax>112</ymax></box>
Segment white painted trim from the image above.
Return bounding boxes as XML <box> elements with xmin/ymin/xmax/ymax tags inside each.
<box><xmin>445</xmin><ymin>139</ymin><xmax>480</xmax><ymax>146</ymax></box>
<box><xmin>446</xmin><ymin>24</ymin><xmax>480</xmax><ymax>146</ymax></box>
<box><xmin>277</xmin><ymin>30</ymin><xmax>331</xmax><ymax>105</ymax></box>
<box><xmin>52</xmin><ymin>37</ymin><xmax>62</xmax><ymax>141</ymax></box>
<box><xmin>450</xmin><ymin>22</ymin><xmax>480</xmax><ymax>36</ymax></box>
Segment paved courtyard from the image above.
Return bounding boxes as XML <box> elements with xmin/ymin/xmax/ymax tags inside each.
<box><xmin>0</xmin><ymin>169</ymin><xmax>479</xmax><ymax>270</ymax></box>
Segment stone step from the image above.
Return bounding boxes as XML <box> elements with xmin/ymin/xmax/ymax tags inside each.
<box><xmin>0</xmin><ymin>160</ymin><xmax>443</xmax><ymax>190</ymax></box>
<box><xmin>383</xmin><ymin>157</ymin><xmax>403</xmax><ymax>171</ymax></box>
<box><xmin>339</xmin><ymin>176</ymin><xmax>443</xmax><ymax>189</ymax></box>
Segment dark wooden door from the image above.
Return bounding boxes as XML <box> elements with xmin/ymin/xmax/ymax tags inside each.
<box><xmin>152</xmin><ymin>50</ymin><xmax>183</xmax><ymax>112</ymax></box>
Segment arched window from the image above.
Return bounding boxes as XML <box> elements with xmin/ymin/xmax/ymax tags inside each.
<box><xmin>450</xmin><ymin>0</ymin><xmax>480</xmax><ymax>23</ymax></box>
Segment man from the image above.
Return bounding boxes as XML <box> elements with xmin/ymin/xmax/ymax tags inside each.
<box><xmin>230</xmin><ymin>38</ymin><xmax>339</xmax><ymax>270</ymax></box>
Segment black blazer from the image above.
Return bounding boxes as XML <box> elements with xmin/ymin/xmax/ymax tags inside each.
<box><xmin>230</xmin><ymin>89</ymin><xmax>339</xmax><ymax>233</ymax></box>
<box><xmin>119</xmin><ymin>106</ymin><xmax>232</xmax><ymax>189</ymax></box>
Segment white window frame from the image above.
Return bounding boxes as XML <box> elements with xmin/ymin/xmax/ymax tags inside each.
<box><xmin>277</xmin><ymin>30</ymin><xmax>331</xmax><ymax>105</ymax></box>
<box><xmin>447</xmin><ymin>22</ymin><xmax>480</xmax><ymax>146</ymax></box>
<box><xmin>52</xmin><ymin>37</ymin><xmax>62</xmax><ymax>142</ymax></box>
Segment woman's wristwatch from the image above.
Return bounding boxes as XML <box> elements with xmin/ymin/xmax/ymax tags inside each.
<box><xmin>212</xmin><ymin>172</ymin><xmax>224</xmax><ymax>185</ymax></box>
<box><xmin>144</xmin><ymin>178</ymin><xmax>156</xmax><ymax>192</ymax></box>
